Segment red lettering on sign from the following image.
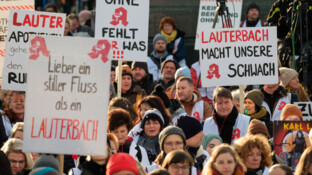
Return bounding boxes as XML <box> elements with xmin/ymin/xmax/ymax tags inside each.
<box><xmin>207</xmin><ymin>64</ymin><xmax>221</xmax><ymax>79</ymax></box>
<box><xmin>12</xmin><ymin>12</ymin><xmax>63</xmax><ymax>28</ymax></box>
<box><xmin>110</xmin><ymin>7</ymin><xmax>128</xmax><ymax>27</ymax></box>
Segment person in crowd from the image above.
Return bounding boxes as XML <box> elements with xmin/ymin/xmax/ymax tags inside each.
<box><xmin>67</xmin><ymin>14</ymin><xmax>94</xmax><ymax>37</ymax></box>
<box><xmin>78</xmin><ymin>10</ymin><xmax>92</xmax><ymax>28</ymax></box>
<box><xmin>159</xmin><ymin>17</ymin><xmax>187</xmax><ymax>67</ymax></box>
<box><xmin>244</xmin><ymin>89</ymin><xmax>273</xmax><ymax>137</ymax></box>
<box><xmin>108</xmin><ymin>109</ymin><xmax>150</xmax><ymax>168</ymax></box>
<box><xmin>1</xmin><ymin>90</ymin><xmax>12</xmax><ymax>110</ymax></box>
<box><xmin>261</xmin><ymin>70</ymin><xmax>299</xmax><ymax>121</ymax></box>
<box><xmin>294</xmin><ymin>146</ymin><xmax>312</xmax><ymax>175</ymax></box>
<box><xmin>44</xmin><ymin>2</ymin><xmax>57</xmax><ymax>13</ymax></box>
<box><xmin>191</xmin><ymin>61</ymin><xmax>216</xmax><ymax>104</ymax></box>
<box><xmin>165</xmin><ymin>67</ymin><xmax>192</xmax><ymax>99</ymax></box>
<box><xmin>156</xmin><ymin>59</ymin><xmax>179</xmax><ymax>90</ymax></box>
<box><xmin>147</xmin><ymin>34</ymin><xmax>174</xmax><ymax>82</ymax></box>
<box><xmin>268</xmin><ymin>164</ymin><xmax>292</xmax><ymax>175</ymax></box>
<box><xmin>149</xmin><ymin>169</ymin><xmax>170</xmax><ymax>175</ymax></box>
<box><xmin>107</xmin><ymin>133</ymin><xmax>119</xmax><ymax>154</ymax></box>
<box><xmin>109</xmin><ymin>97</ymin><xmax>138</xmax><ymax>125</ymax></box>
<box><xmin>234</xmin><ymin>135</ymin><xmax>273</xmax><ymax>175</ymax></box>
<box><xmin>161</xmin><ymin>150</ymin><xmax>194</xmax><ymax>175</ymax></box>
<box><xmin>133</xmin><ymin>109</ymin><xmax>165</xmax><ymax>163</ymax></box>
<box><xmin>111</xmin><ymin>65</ymin><xmax>116</xmax><ymax>83</ymax></box>
<box><xmin>176</xmin><ymin>77</ymin><xmax>212</xmax><ymax>123</ymax></box>
<box><xmin>280</xmin><ymin>104</ymin><xmax>303</xmax><ymax>121</ymax></box>
<box><xmin>114</xmin><ymin>65</ymin><xmax>146</xmax><ymax>112</ymax></box>
<box><xmin>202</xmin><ymin>144</ymin><xmax>246</xmax><ymax>175</ymax></box>
<box><xmin>177</xmin><ymin>116</ymin><xmax>209</xmax><ymax>171</ymax></box>
<box><xmin>132</xmin><ymin>61</ymin><xmax>156</xmax><ymax>95</ymax></box>
<box><xmin>246</xmin><ymin>119</ymin><xmax>270</xmax><ymax>140</ymax></box>
<box><xmin>31</xmin><ymin>154</ymin><xmax>60</xmax><ymax>173</ymax></box>
<box><xmin>203</xmin><ymin>87</ymin><xmax>251</xmax><ymax>144</ymax></box>
<box><xmin>231</xmin><ymin>89</ymin><xmax>244</xmax><ymax>113</ymax></box>
<box><xmin>240</xmin><ymin>2</ymin><xmax>266</xmax><ymax>27</ymax></box>
<box><xmin>106</xmin><ymin>153</ymin><xmax>141</xmax><ymax>175</ymax></box>
<box><xmin>1</xmin><ymin>92</ymin><xmax>25</xmax><ymax>139</ymax></box>
<box><xmin>151</xmin><ymin>84</ymin><xmax>171</xmax><ymax>109</ymax></box>
<box><xmin>10</xmin><ymin>122</ymin><xmax>23</xmax><ymax>140</ymax></box>
<box><xmin>129</xmin><ymin>96</ymin><xmax>171</xmax><ymax>138</ymax></box>
<box><xmin>279</xmin><ymin>67</ymin><xmax>310</xmax><ymax>102</ymax></box>
<box><xmin>201</xmin><ymin>134</ymin><xmax>223</xmax><ymax>156</ymax></box>
<box><xmin>64</xmin><ymin>18</ymin><xmax>73</xmax><ymax>36</ymax></box>
<box><xmin>1</xmin><ymin>138</ymin><xmax>33</xmax><ymax>175</ymax></box>
<box><xmin>0</xmin><ymin>150</ymin><xmax>13</xmax><ymax>175</ymax></box>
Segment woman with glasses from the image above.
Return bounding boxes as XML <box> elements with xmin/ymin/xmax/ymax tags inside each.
<box><xmin>161</xmin><ymin>150</ymin><xmax>194</xmax><ymax>175</ymax></box>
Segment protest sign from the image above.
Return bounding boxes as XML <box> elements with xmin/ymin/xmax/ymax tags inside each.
<box><xmin>0</xmin><ymin>0</ymin><xmax>34</xmax><ymax>76</ymax></box>
<box><xmin>194</xmin><ymin>0</ymin><xmax>243</xmax><ymax>50</ymax></box>
<box><xmin>295</xmin><ymin>102</ymin><xmax>312</xmax><ymax>121</ymax></box>
<box><xmin>2</xmin><ymin>9</ymin><xmax>65</xmax><ymax>91</ymax></box>
<box><xmin>199</xmin><ymin>27</ymin><xmax>278</xmax><ymax>87</ymax></box>
<box><xmin>273</xmin><ymin>121</ymin><xmax>312</xmax><ymax>170</ymax></box>
<box><xmin>23</xmin><ymin>36</ymin><xmax>111</xmax><ymax>155</ymax></box>
<box><xmin>95</xmin><ymin>0</ymin><xmax>149</xmax><ymax>61</ymax></box>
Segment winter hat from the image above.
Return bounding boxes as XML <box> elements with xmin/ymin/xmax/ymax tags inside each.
<box><xmin>280</xmin><ymin>104</ymin><xmax>303</xmax><ymax>121</ymax></box>
<box><xmin>141</xmin><ymin>109</ymin><xmax>165</xmax><ymax>129</ymax></box>
<box><xmin>244</xmin><ymin>89</ymin><xmax>264</xmax><ymax>109</ymax></box>
<box><xmin>175</xmin><ymin>67</ymin><xmax>191</xmax><ymax>80</ymax></box>
<box><xmin>151</xmin><ymin>84</ymin><xmax>170</xmax><ymax>108</ymax></box>
<box><xmin>246</xmin><ymin>2</ymin><xmax>260</xmax><ymax>14</ymax></box>
<box><xmin>279</xmin><ymin>67</ymin><xmax>298</xmax><ymax>87</ymax></box>
<box><xmin>160</xmin><ymin>59</ymin><xmax>179</xmax><ymax>73</ymax></box>
<box><xmin>131</xmin><ymin>61</ymin><xmax>148</xmax><ymax>73</ymax></box>
<box><xmin>159</xmin><ymin>126</ymin><xmax>186</xmax><ymax>150</ymax></box>
<box><xmin>247</xmin><ymin>119</ymin><xmax>270</xmax><ymax>139</ymax></box>
<box><xmin>115</xmin><ymin>65</ymin><xmax>133</xmax><ymax>82</ymax></box>
<box><xmin>201</xmin><ymin>134</ymin><xmax>223</xmax><ymax>150</ymax></box>
<box><xmin>106</xmin><ymin>153</ymin><xmax>139</xmax><ymax>175</ymax></box>
<box><xmin>29</xmin><ymin>167</ymin><xmax>59</xmax><ymax>175</ymax></box>
<box><xmin>33</xmin><ymin>154</ymin><xmax>60</xmax><ymax>172</ymax></box>
<box><xmin>0</xmin><ymin>151</ymin><xmax>12</xmax><ymax>175</ymax></box>
<box><xmin>176</xmin><ymin>116</ymin><xmax>203</xmax><ymax>140</ymax></box>
<box><xmin>153</xmin><ymin>33</ymin><xmax>167</xmax><ymax>47</ymax></box>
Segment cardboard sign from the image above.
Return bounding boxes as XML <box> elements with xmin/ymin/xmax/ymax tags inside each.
<box><xmin>95</xmin><ymin>0</ymin><xmax>149</xmax><ymax>61</ymax></box>
<box><xmin>273</xmin><ymin>121</ymin><xmax>312</xmax><ymax>170</ymax></box>
<box><xmin>199</xmin><ymin>27</ymin><xmax>278</xmax><ymax>87</ymax></box>
<box><xmin>23</xmin><ymin>36</ymin><xmax>111</xmax><ymax>155</ymax></box>
<box><xmin>2</xmin><ymin>9</ymin><xmax>65</xmax><ymax>91</ymax></box>
<box><xmin>295</xmin><ymin>102</ymin><xmax>312</xmax><ymax>121</ymax></box>
<box><xmin>0</xmin><ymin>0</ymin><xmax>34</xmax><ymax>76</ymax></box>
<box><xmin>194</xmin><ymin>0</ymin><xmax>243</xmax><ymax>50</ymax></box>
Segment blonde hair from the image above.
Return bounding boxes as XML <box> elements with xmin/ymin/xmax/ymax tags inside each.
<box><xmin>10</xmin><ymin>122</ymin><xmax>24</xmax><ymax>138</ymax></box>
<box><xmin>136</xmin><ymin>160</ymin><xmax>147</xmax><ymax>175</ymax></box>
<box><xmin>0</xmin><ymin>138</ymin><xmax>33</xmax><ymax>170</ymax></box>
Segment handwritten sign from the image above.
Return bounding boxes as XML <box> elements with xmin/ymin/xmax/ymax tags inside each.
<box><xmin>2</xmin><ymin>9</ymin><xmax>65</xmax><ymax>91</ymax></box>
<box><xmin>194</xmin><ymin>0</ymin><xmax>243</xmax><ymax>50</ymax></box>
<box><xmin>295</xmin><ymin>102</ymin><xmax>312</xmax><ymax>121</ymax></box>
<box><xmin>23</xmin><ymin>36</ymin><xmax>111</xmax><ymax>155</ymax></box>
<box><xmin>95</xmin><ymin>0</ymin><xmax>149</xmax><ymax>61</ymax></box>
<box><xmin>199</xmin><ymin>27</ymin><xmax>278</xmax><ymax>87</ymax></box>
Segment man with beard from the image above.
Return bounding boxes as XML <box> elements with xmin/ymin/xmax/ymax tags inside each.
<box><xmin>131</xmin><ymin>61</ymin><xmax>156</xmax><ymax>95</ymax></box>
<box><xmin>156</xmin><ymin>59</ymin><xmax>178</xmax><ymax>91</ymax></box>
<box><xmin>147</xmin><ymin>34</ymin><xmax>174</xmax><ymax>82</ymax></box>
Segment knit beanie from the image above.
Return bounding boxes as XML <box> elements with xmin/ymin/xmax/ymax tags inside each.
<box><xmin>160</xmin><ymin>59</ymin><xmax>178</xmax><ymax>73</ymax></box>
<box><xmin>29</xmin><ymin>167</ymin><xmax>59</xmax><ymax>175</ymax></box>
<box><xmin>115</xmin><ymin>65</ymin><xmax>133</xmax><ymax>82</ymax></box>
<box><xmin>175</xmin><ymin>67</ymin><xmax>191</xmax><ymax>80</ymax></box>
<box><xmin>246</xmin><ymin>2</ymin><xmax>260</xmax><ymax>14</ymax></box>
<box><xmin>280</xmin><ymin>104</ymin><xmax>303</xmax><ymax>121</ymax></box>
<box><xmin>151</xmin><ymin>84</ymin><xmax>170</xmax><ymax>108</ymax></box>
<box><xmin>279</xmin><ymin>67</ymin><xmax>298</xmax><ymax>87</ymax></box>
<box><xmin>33</xmin><ymin>154</ymin><xmax>60</xmax><ymax>172</ymax></box>
<box><xmin>141</xmin><ymin>109</ymin><xmax>165</xmax><ymax>129</ymax></box>
<box><xmin>106</xmin><ymin>153</ymin><xmax>139</xmax><ymax>175</ymax></box>
<box><xmin>244</xmin><ymin>89</ymin><xmax>264</xmax><ymax>109</ymax></box>
<box><xmin>153</xmin><ymin>33</ymin><xmax>167</xmax><ymax>47</ymax></box>
<box><xmin>176</xmin><ymin>116</ymin><xmax>203</xmax><ymax>140</ymax></box>
<box><xmin>158</xmin><ymin>126</ymin><xmax>186</xmax><ymax>150</ymax></box>
<box><xmin>131</xmin><ymin>61</ymin><xmax>148</xmax><ymax>73</ymax></box>
<box><xmin>201</xmin><ymin>134</ymin><xmax>223</xmax><ymax>150</ymax></box>
<box><xmin>247</xmin><ymin>119</ymin><xmax>270</xmax><ymax>139</ymax></box>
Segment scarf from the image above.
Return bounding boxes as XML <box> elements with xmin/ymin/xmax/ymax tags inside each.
<box><xmin>161</xmin><ymin>29</ymin><xmax>177</xmax><ymax>44</ymax></box>
<box><xmin>137</xmin><ymin>133</ymin><xmax>159</xmax><ymax>162</ymax></box>
<box><xmin>249</xmin><ymin>106</ymin><xmax>267</xmax><ymax>119</ymax></box>
<box><xmin>213</xmin><ymin>107</ymin><xmax>238</xmax><ymax>144</ymax></box>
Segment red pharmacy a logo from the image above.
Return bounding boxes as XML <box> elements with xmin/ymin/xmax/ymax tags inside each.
<box><xmin>88</xmin><ymin>40</ymin><xmax>111</xmax><ymax>63</ymax></box>
<box><xmin>207</xmin><ymin>64</ymin><xmax>221</xmax><ymax>79</ymax></box>
<box><xmin>110</xmin><ymin>7</ymin><xmax>129</xmax><ymax>27</ymax></box>
<box><xmin>29</xmin><ymin>36</ymin><xmax>50</xmax><ymax>60</ymax></box>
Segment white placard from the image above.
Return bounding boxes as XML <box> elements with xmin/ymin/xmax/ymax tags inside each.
<box><xmin>95</xmin><ymin>0</ymin><xmax>149</xmax><ymax>61</ymax></box>
<box><xmin>200</xmin><ymin>27</ymin><xmax>278</xmax><ymax>87</ymax></box>
<box><xmin>2</xmin><ymin>9</ymin><xmax>65</xmax><ymax>91</ymax></box>
<box><xmin>23</xmin><ymin>36</ymin><xmax>111</xmax><ymax>155</ymax></box>
<box><xmin>295</xmin><ymin>102</ymin><xmax>312</xmax><ymax>121</ymax></box>
<box><xmin>0</xmin><ymin>1</ymin><xmax>34</xmax><ymax>76</ymax></box>
<box><xmin>195</xmin><ymin>0</ymin><xmax>243</xmax><ymax>50</ymax></box>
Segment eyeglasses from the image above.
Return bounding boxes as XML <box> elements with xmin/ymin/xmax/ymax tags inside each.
<box><xmin>169</xmin><ymin>165</ymin><xmax>190</xmax><ymax>172</ymax></box>
<box><xmin>9</xmin><ymin>159</ymin><xmax>25</xmax><ymax>165</ymax></box>
<box><xmin>164</xmin><ymin>141</ymin><xmax>183</xmax><ymax>147</ymax></box>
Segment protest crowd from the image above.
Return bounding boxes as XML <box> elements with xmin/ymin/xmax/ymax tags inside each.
<box><xmin>1</xmin><ymin>0</ymin><xmax>312</xmax><ymax>175</ymax></box>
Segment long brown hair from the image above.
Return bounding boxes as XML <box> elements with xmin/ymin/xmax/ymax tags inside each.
<box><xmin>294</xmin><ymin>146</ymin><xmax>312</xmax><ymax>175</ymax></box>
